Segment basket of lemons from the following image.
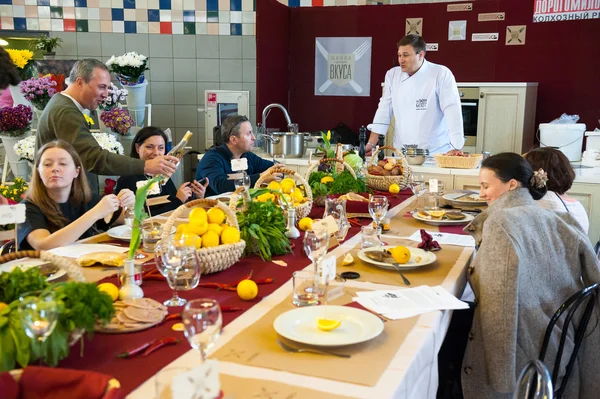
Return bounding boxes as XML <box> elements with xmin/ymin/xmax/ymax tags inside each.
<box><xmin>252</xmin><ymin>165</ymin><xmax>313</xmax><ymax>220</ymax></box>
<box><xmin>161</xmin><ymin>199</ymin><xmax>245</xmax><ymax>275</ymax></box>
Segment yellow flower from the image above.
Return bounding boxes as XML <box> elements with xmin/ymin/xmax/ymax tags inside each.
<box><xmin>83</xmin><ymin>114</ymin><xmax>94</xmax><ymax>127</ymax></box>
<box><xmin>6</xmin><ymin>49</ymin><xmax>33</xmax><ymax>69</ymax></box>
<box><xmin>327</xmin><ymin>130</ymin><xmax>331</xmax><ymax>140</ymax></box>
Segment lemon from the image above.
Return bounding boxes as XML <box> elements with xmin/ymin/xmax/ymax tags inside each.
<box><xmin>189</xmin><ymin>208</ymin><xmax>207</xmax><ymax>225</ymax></box>
<box><xmin>175</xmin><ymin>232</ymin><xmax>201</xmax><ymax>249</ymax></box>
<box><xmin>187</xmin><ymin>221</ymin><xmax>208</xmax><ymax>237</ymax></box>
<box><xmin>97</xmin><ymin>283</ymin><xmax>119</xmax><ymax>302</ymax></box>
<box><xmin>389</xmin><ymin>245</ymin><xmax>411</xmax><ymax>264</ymax></box>
<box><xmin>316</xmin><ymin>318</ymin><xmax>341</xmax><ymax>331</ymax></box>
<box><xmin>389</xmin><ymin>183</ymin><xmax>400</xmax><ymax>194</ymax></box>
<box><xmin>201</xmin><ymin>230</ymin><xmax>220</xmax><ymax>247</ymax></box>
<box><xmin>320</xmin><ymin>176</ymin><xmax>334</xmax><ymax>184</ymax></box>
<box><xmin>237</xmin><ymin>279</ymin><xmax>258</xmax><ymax>301</ymax></box>
<box><xmin>342</xmin><ymin>253</ymin><xmax>354</xmax><ymax>266</ymax></box>
<box><xmin>281</xmin><ymin>179</ymin><xmax>295</xmax><ymax>194</ymax></box>
<box><xmin>293</xmin><ymin>189</ymin><xmax>304</xmax><ymax>203</ymax></box>
<box><xmin>207</xmin><ymin>223</ymin><xmax>224</xmax><ymax>236</ymax></box>
<box><xmin>171</xmin><ymin>323</ymin><xmax>185</xmax><ymax>332</ymax></box>
<box><xmin>207</xmin><ymin>207</ymin><xmax>226</xmax><ymax>225</ymax></box>
<box><xmin>267</xmin><ymin>181</ymin><xmax>281</xmax><ymax>191</ymax></box>
<box><xmin>256</xmin><ymin>192</ymin><xmax>274</xmax><ymax>203</ymax></box>
<box><xmin>175</xmin><ymin>223</ymin><xmax>189</xmax><ymax>235</ymax></box>
<box><xmin>428</xmin><ymin>210</ymin><xmax>446</xmax><ymax>219</ymax></box>
<box><xmin>221</xmin><ymin>226</ymin><xmax>241</xmax><ymax>244</ymax></box>
<box><xmin>298</xmin><ymin>217</ymin><xmax>313</xmax><ymax>231</ymax></box>
<box><xmin>293</xmin><ymin>202</ymin><xmax>302</xmax><ymax>208</ymax></box>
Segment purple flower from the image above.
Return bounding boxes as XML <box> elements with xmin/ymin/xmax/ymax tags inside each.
<box><xmin>18</xmin><ymin>76</ymin><xmax>58</xmax><ymax>110</ymax></box>
<box><xmin>100</xmin><ymin>107</ymin><xmax>134</xmax><ymax>135</ymax></box>
<box><xmin>0</xmin><ymin>105</ymin><xmax>33</xmax><ymax>136</ymax></box>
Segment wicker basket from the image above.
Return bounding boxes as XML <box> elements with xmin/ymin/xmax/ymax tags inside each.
<box><xmin>0</xmin><ymin>250</ymin><xmax>86</xmax><ymax>282</ymax></box>
<box><xmin>161</xmin><ymin>199</ymin><xmax>245</xmax><ymax>275</ymax></box>
<box><xmin>366</xmin><ymin>145</ymin><xmax>411</xmax><ymax>191</ymax></box>
<box><xmin>434</xmin><ymin>154</ymin><xmax>483</xmax><ymax>169</ymax></box>
<box><xmin>305</xmin><ymin>158</ymin><xmax>357</xmax><ymax>207</ymax></box>
<box><xmin>253</xmin><ymin>165</ymin><xmax>313</xmax><ymax>220</ymax></box>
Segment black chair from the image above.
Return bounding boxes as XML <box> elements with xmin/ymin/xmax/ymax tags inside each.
<box><xmin>513</xmin><ymin>360</ymin><xmax>554</xmax><ymax>399</ymax></box>
<box><xmin>0</xmin><ymin>238</ymin><xmax>16</xmax><ymax>256</ymax></box>
<box><xmin>538</xmin><ymin>283</ymin><xmax>600</xmax><ymax>398</ymax></box>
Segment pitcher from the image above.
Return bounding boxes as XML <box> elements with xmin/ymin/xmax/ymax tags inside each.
<box><xmin>323</xmin><ymin>197</ymin><xmax>350</xmax><ymax>241</ymax></box>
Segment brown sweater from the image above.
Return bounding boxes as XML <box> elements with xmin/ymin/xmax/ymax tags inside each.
<box><xmin>36</xmin><ymin>93</ymin><xmax>145</xmax><ymax>193</ymax></box>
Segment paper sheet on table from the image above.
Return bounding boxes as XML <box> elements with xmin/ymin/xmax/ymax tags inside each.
<box><xmin>48</xmin><ymin>244</ymin><xmax>128</xmax><ymax>258</ymax></box>
<box><xmin>354</xmin><ymin>285</ymin><xmax>470</xmax><ymax>320</ymax></box>
<box><xmin>407</xmin><ymin>230</ymin><xmax>475</xmax><ymax>247</ymax></box>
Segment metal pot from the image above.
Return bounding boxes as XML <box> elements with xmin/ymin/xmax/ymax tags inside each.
<box><xmin>263</xmin><ymin>132</ymin><xmax>311</xmax><ymax>158</ymax></box>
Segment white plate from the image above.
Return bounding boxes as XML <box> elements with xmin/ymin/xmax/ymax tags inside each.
<box><xmin>358</xmin><ymin>246</ymin><xmax>437</xmax><ymax>270</ymax></box>
<box><xmin>0</xmin><ymin>258</ymin><xmax>66</xmax><ymax>282</ymax></box>
<box><xmin>442</xmin><ymin>192</ymin><xmax>487</xmax><ymax>206</ymax></box>
<box><xmin>273</xmin><ymin>305</ymin><xmax>384</xmax><ymax>347</ymax></box>
<box><xmin>413</xmin><ymin>212</ymin><xmax>474</xmax><ymax>226</ymax></box>
<box><xmin>47</xmin><ymin>243</ymin><xmax>128</xmax><ymax>258</ymax></box>
<box><xmin>106</xmin><ymin>225</ymin><xmax>176</xmax><ymax>241</ymax></box>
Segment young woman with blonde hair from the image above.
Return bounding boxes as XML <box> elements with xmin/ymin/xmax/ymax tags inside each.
<box><xmin>18</xmin><ymin>140</ymin><xmax>135</xmax><ymax>250</ymax></box>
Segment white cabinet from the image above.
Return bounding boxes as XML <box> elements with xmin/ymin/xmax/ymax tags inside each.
<box><xmin>569</xmin><ymin>182</ymin><xmax>600</xmax><ymax>243</ymax></box>
<box><xmin>476</xmin><ymin>85</ymin><xmax>538</xmax><ymax>155</ymax></box>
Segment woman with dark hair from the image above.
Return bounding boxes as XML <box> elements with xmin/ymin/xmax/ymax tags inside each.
<box><xmin>461</xmin><ymin>152</ymin><xmax>600</xmax><ymax>399</ymax></box>
<box><xmin>18</xmin><ymin>140</ymin><xmax>135</xmax><ymax>250</ymax></box>
<box><xmin>524</xmin><ymin>147</ymin><xmax>589</xmax><ymax>233</ymax></box>
<box><xmin>114</xmin><ymin>126</ymin><xmax>208</xmax><ymax>215</ymax></box>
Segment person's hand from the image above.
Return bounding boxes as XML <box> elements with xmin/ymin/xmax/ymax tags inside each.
<box><xmin>176</xmin><ymin>182</ymin><xmax>192</xmax><ymax>203</ymax></box>
<box><xmin>0</xmin><ymin>195</ymin><xmax>8</xmax><ymax>206</ymax></box>
<box><xmin>190</xmin><ymin>178</ymin><xmax>209</xmax><ymax>199</ymax></box>
<box><xmin>116</xmin><ymin>189</ymin><xmax>135</xmax><ymax>208</ymax></box>
<box><xmin>261</xmin><ymin>172</ymin><xmax>283</xmax><ymax>183</ymax></box>
<box><xmin>144</xmin><ymin>155</ymin><xmax>179</xmax><ymax>177</ymax></box>
<box><xmin>92</xmin><ymin>194</ymin><xmax>121</xmax><ymax>219</ymax></box>
<box><xmin>365</xmin><ymin>142</ymin><xmax>376</xmax><ymax>157</ymax></box>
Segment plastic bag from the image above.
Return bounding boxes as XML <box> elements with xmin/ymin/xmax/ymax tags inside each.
<box><xmin>549</xmin><ymin>113</ymin><xmax>580</xmax><ymax>124</ymax></box>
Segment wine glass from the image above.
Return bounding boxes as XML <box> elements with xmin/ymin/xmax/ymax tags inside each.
<box><xmin>409</xmin><ymin>173</ymin><xmax>426</xmax><ymax>213</ymax></box>
<box><xmin>369</xmin><ymin>195</ymin><xmax>389</xmax><ymax>229</ymax></box>
<box><xmin>234</xmin><ymin>171</ymin><xmax>251</xmax><ymax>191</ymax></box>
<box><xmin>182</xmin><ymin>299</ymin><xmax>223</xmax><ymax>362</ymax></box>
<box><xmin>157</xmin><ymin>236</ymin><xmax>201</xmax><ymax>307</ymax></box>
<box><xmin>19</xmin><ymin>294</ymin><xmax>58</xmax><ymax>342</ymax></box>
<box><xmin>123</xmin><ymin>206</ymin><xmax>134</xmax><ymax>230</ymax></box>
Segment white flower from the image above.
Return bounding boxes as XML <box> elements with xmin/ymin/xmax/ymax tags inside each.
<box><xmin>14</xmin><ymin>136</ymin><xmax>36</xmax><ymax>162</ymax></box>
<box><xmin>92</xmin><ymin>132</ymin><xmax>125</xmax><ymax>155</ymax></box>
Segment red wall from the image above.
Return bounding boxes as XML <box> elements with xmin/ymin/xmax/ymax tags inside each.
<box><xmin>257</xmin><ymin>0</ymin><xmax>600</xmax><ymax>138</ymax></box>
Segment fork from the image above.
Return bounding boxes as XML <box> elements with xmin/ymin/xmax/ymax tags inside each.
<box><xmin>277</xmin><ymin>339</ymin><xmax>351</xmax><ymax>358</ymax></box>
<box><xmin>353</xmin><ymin>41</ymin><xmax>371</xmax><ymax>61</ymax></box>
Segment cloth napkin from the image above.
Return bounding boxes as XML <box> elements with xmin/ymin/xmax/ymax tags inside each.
<box><xmin>0</xmin><ymin>366</ymin><xmax>123</xmax><ymax>399</ymax></box>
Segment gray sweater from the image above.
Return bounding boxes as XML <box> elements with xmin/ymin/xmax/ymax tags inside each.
<box><xmin>462</xmin><ymin>188</ymin><xmax>600</xmax><ymax>399</ymax></box>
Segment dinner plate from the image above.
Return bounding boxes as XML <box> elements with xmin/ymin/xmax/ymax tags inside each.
<box><xmin>273</xmin><ymin>305</ymin><xmax>384</xmax><ymax>347</ymax></box>
<box><xmin>412</xmin><ymin>212</ymin><xmax>475</xmax><ymax>226</ymax></box>
<box><xmin>0</xmin><ymin>258</ymin><xmax>66</xmax><ymax>282</ymax></box>
<box><xmin>442</xmin><ymin>192</ymin><xmax>487</xmax><ymax>206</ymax></box>
<box><xmin>358</xmin><ymin>246</ymin><xmax>437</xmax><ymax>270</ymax></box>
<box><xmin>106</xmin><ymin>225</ymin><xmax>176</xmax><ymax>241</ymax></box>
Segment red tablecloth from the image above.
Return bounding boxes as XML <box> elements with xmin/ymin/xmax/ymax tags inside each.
<box><xmin>59</xmin><ymin>192</ymin><xmax>412</xmax><ymax>394</ymax></box>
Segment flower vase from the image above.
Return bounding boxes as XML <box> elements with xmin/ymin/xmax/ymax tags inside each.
<box><xmin>98</xmin><ymin>117</ymin><xmax>111</xmax><ymax>133</ymax></box>
<box><xmin>121</xmin><ymin>79</ymin><xmax>147</xmax><ymax>128</ymax></box>
<box><xmin>8</xmin><ymin>84</ymin><xmax>32</xmax><ymax>108</ymax></box>
<box><xmin>0</xmin><ymin>133</ymin><xmax>31</xmax><ymax>180</ymax></box>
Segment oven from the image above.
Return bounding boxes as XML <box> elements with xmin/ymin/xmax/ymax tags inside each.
<box><xmin>458</xmin><ymin>87</ymin><xmax>479</xmax><ymax>147</ymax></box>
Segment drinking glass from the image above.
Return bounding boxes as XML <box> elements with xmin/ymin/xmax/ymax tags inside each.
<box><xmin>123</xmin><ymin>206</ymin><xmax>134</xmax><ymax>230</ymax></box>
<box><xmin>182</xmin><ymin>299</ymin><xmax>223</xmax><ymax>362</ymax></box>
<box><xmin>368</xmin><ymin>195</ymin><xmax>389</xmax><ymax>229</ymax></box>
<box><xmin>409</xmin><ymin>173</ymin><xmax>426</xmax><ymax>213</ymax></box>
<box><xmin>142</xmin><ymin>221</ymin><xmax>163</xmax><ymax>252</ymax></box>
<box><xmin>303</xmin><ymin>229</ymin><xmax>329</xmax><ymax>275</ymax></box>
<box><xmin>157</xmin><ymin>236</ymin><xmax>201</xmax><ymax>307</ymax></box>
<box><xmin>234</xmin><ymin>171</ymin><xmax>251</xmax><ymax>191</ymax></box>
<box><xmin>324</xmin><ymin>197</ymin><xmax>350</xmax><ymax>241</ymax></box>
<box><xmin>19</xmin><ymin>294</ymin><xmax>58</xmax><ymax>342</ymax></box>
<box><xmin>361</xmin><ymin>225</ymin><xmax>382</xmax><ymax>249</ymax></box>
<box><xmin>292</xmin><ymin>270</ymin><xmax>319</xmax><ymax>307</ymax></box>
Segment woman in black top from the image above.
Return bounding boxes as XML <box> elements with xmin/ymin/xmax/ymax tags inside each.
<box><xmin>115</xmin><ymin>127</ymin><xmax>208</xmax><ymax>216</ymax></box>
<box><xmin>18</xmin><ymin>140</ymin><xmax>135</xmax><ymax>250</ymax></box>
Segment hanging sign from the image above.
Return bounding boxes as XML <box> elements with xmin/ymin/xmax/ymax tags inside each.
<box><xmin>447</xmin><ymin>3</ymin><xmax>473</xmax><ymax>12</ymax></box>
<box><xmin>314</xmin><ymin>37</ymin><xmax>372</xmax><ymax>97</ymax></box>
<box><xmin>533</xmin><ymin>0</ymin><xmax>600</xmax><ymax>22</ymax></box>
<box><xmin>472</xmin><ymin>33</ymin><xmax>500</xmax><ymax>41</ymax></box>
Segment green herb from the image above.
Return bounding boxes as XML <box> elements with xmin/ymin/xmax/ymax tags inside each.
<box><xmin>0</xmin><ymin>267</ymin><xmax>48</xmax><ymax>304</ymax></box>
<box><xmin>329</xmin><ymin>170</ymin><xmax>368</xmax><ymax>194</ymax></box>
<box><xmin>237</xmin><ymin>189</ymin><xmax>292</xmax><ymax>261</ymax></box>
<box><xmin>128</xmin><ymin>176</ymin><xmax>161</xmax><ymax>260</ymax></box>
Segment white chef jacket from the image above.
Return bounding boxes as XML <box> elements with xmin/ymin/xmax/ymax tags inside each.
<box><xmin>367</xmin><ymin>60</ymin><xmax>464</xmax><ymax>154</ymax></box>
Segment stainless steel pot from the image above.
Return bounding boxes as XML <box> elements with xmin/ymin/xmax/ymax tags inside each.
<box><xmin>263</xmin><ymin>132</ymin><xmax>311</xmax><ymax>158</ymax></box>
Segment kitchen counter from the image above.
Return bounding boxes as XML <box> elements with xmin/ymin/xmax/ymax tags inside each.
<box><xmin>456</xmin><ymin>82</ymin><xmax>539</xmax><ymax>87</ymax></box>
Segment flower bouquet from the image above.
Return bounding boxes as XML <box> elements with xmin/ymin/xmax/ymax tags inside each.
<box><xmin>0</xmin><ymin>177</ymin><xmax>28</xmax><ymax>203</ymax></box>
<box><xmin>106</xmin><ymin>52</ymin><xmax>149</xmax><ymax>86</ymax></box>
<box><xmin>0</xmin><ymin>105</ymin><xmax>33</xmax><ymax>138</ymax></box>
<box><xmin>92</xmin><ymin>132</ymin><xmax>124</xmax><ymax>155</ymax></box>
<box><xmin>100</xmin><ymin>108</ymin><xmax>134</xmax><ymax>136</ymax></box>
<box><xmin>14</xmin><ymin>135</ymin><xmax>35</xmax><ymax>162</ymax></box>
<box><xmin>19</xmin><ymin>76</ymin><xmax>58</xmax><ymax>110</ymax></box>
<box><xmin>5</xmin><ymin>49</ymin><xmax>35</xmax><ymax>81</ymax></box>
<box><xmin>99</xmin><ymin>83</ymin><xmax>128</xmax><ymax>111</ymax></box>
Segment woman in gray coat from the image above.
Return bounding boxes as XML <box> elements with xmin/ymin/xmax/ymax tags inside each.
<box><xmin>461</xmin><ymin>152</ymin><xmax>600</xmax><ymax>399</ymax></box>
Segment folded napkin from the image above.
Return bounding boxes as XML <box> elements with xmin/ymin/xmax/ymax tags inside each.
<box><xmin>0</xmin><ymin>366</ymin><xmax>123</xmax><ymax>399</ymax></box>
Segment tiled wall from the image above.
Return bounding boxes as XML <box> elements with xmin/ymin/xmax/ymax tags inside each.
<box><xmin>277</xmin><ymin>0</ymin><xmax>462</xmax><ymax>6</ymax></box>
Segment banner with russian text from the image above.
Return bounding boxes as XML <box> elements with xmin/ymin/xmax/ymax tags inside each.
<box><xmin>314</xmin><ymin>37</ymin><xmax>372</xmax><ymax>97</ymax></box>
<box><xmin>533</xmin><ymin>0</ymin><xmax>600</xmax><ymax>22</ymax></box>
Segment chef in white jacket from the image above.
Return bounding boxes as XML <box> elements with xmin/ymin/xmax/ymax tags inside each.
<box><xmin>367</xmin><ymin>35</ymin><xmax>464</xmax><ymax>155</ymax></box>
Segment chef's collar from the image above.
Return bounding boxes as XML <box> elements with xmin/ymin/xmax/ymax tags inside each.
<box><xmin>60</xmin><ymin>92</ymin><xmax>85</xmax><ymax>112</ymax></box>
<box><xmin>408</xmin><ymin>59</ymin><xmax>428</xmax><ymax>77</ymax></box>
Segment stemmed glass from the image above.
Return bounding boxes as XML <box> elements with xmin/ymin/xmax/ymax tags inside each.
<box><xmin>19</xmin><ymin>294</ymin><xmax>58</xmax><ymax>343</ymax></box>
<box><xmin>182</xmin><ymin>299</ymin><xmax>223</xmax><ymax>362</ymax></box>
<box><xmin>409</xmin><ymin>173</ymin><xmax>426</xmax><ymax>213</ymax></box>
<box><xmin>369</xmin><ymin>195</ymin><xmax>389</xmax><ymax>229</ymax></box>
<box><xmin>234</xmin><ymin>171</ymin><xmax>251</xmax><ymax>191</ymax></box>
<box><xmin>155</xmin><ymin>236</ymin><xmax>201</xmax><ymax>307</ymax></box>
<box><xmin>123</xmin><ymin>207</ymin><xmax>134</xmax><ymax>231</ymax></box>
<box><xmin>303</xmin><ymin>229</ymin><xmax>329</xmax><ymax>295</ymax></box>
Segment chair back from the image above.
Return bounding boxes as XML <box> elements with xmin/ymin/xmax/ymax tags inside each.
<box><xmin>513</xmin><ymin>360</ymin><xmax>553</xmax><ymax>399</ymax></box>
<box><xmin>539</xmin><ymin>283</ymin><xmax>599</xmax><ymax>397</ymax></box>
<box><xmin>594</xmin><ymin>240</ymin><xmax>599</xmax><ymax>259</ymax></box>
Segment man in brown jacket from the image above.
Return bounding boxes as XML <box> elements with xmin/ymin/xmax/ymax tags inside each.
<box><xmin>36</xmin><ymin>59</ymin><xmax>178</xmax><ymax>193</ymax></box>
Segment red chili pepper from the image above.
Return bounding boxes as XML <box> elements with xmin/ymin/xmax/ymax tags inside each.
<box><xmin>165</xmin><ymin>313</ymin><xmax>181</xmax><ymax>321</ymax></box>
<box><xmin>198</xmin><ymin>282</ymin><xmax>237</xmax><ymax>291</ymax></box>
<box><xmin>116</xmin><ymin>339</ymin><xmax>158</xmax><ymax>358</ymax></box>
<box><xmin>221</xmin><ymin>306</ymin><xmax>245</xmax><ymax>312</ymax></box>
<box><xmin>143</xmin><ymin>275</ymin><xmax>166</xmax><ymax>281</ymax></box>
<box><xmin>253</xmin><ymin>278</ymin><xmax>275</xmax><ymax>285</ymax></box>
<box><xmin>142</xmin><ymin>337</ymin><xmax>181</xmax><ymax>357</ymax></box>
<box><xmin>231</xmin><ymin>270</ymin><xmax>253</xmax><ymax>287</ymax></box>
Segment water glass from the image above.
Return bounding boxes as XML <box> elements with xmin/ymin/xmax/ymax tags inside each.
<box><xmin>409</xmin><ymin>173</ymin><xmax>426</xmax><ymax>213</ymax></box>
<box><xmin>182</xmin><ymin>299</ymin><xmax>223</xmax><ymax>361</ymax></box>
<box><xmin>361</xmin><ymin>225</ymin><xmax>382</xmax><ymax>249</ymax></box>
<box><xmin>292</xmin><ymin>270</ymin><xmax>319</xmax><ymax>307</ymax></box>
<box><xmin>123</xmin><ymin>206</ymin><xmax>134</xmax><ymax>230</ymax></box>
<box><xmin>234</xmin><ymin>171</ymin><xmax>251</xmax><ymax>191</ymax></box>
<box><xmin>368</xmin><ymin>195</ymin><xmax>389</xmax><ymax>228</ymax></box>
<box><xmin>155</xmin><ymin>367</ymin><xmax>191</xmax><ymax>399</ymax></box>
<box><xmin>303</xmin><ymin>229</ymin><xmax>329</xmax><ymax>272</ymax></box>
<box><xmin>423</xmin><ymin>192</ymin><xmax>439</xmax><ymax>211</ymax></box>
<box><xmin>19</xmin><ymin>294</ymin><xmax>58</xmax><ymax>342</ymax></box>
<box><xmin>157</xmin><ymin>236</ymin><xmax>201</xmax><ymax>307</ymax></box>
<box><xmin>142</xmin><ymin>221</ymin><xmax>163</xmax><ymax>252</ymax></box>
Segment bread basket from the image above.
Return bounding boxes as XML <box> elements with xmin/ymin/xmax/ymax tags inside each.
<box><xmin>366</xmin><ymin>145</ymin><xmax>411</xmax><ymax>191</ymax></box>
<box><xmin>254</xmin><ymin>165</ymin><xmax>313</xmax><ymax>220</ymax></box>
<box><xmin>434</xmin><ymin>154</ymin><xmax>483</xmax><ymax>169</ymax></box>
<box><xmin>305</xmin><ymin>158</ymin><xmax>357</xmax><ymax>207</ymax></box>
<box><xmin>161</xmin><ymin>199</ymin><xmax>245</xmax><ymax>275</ymax></box>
